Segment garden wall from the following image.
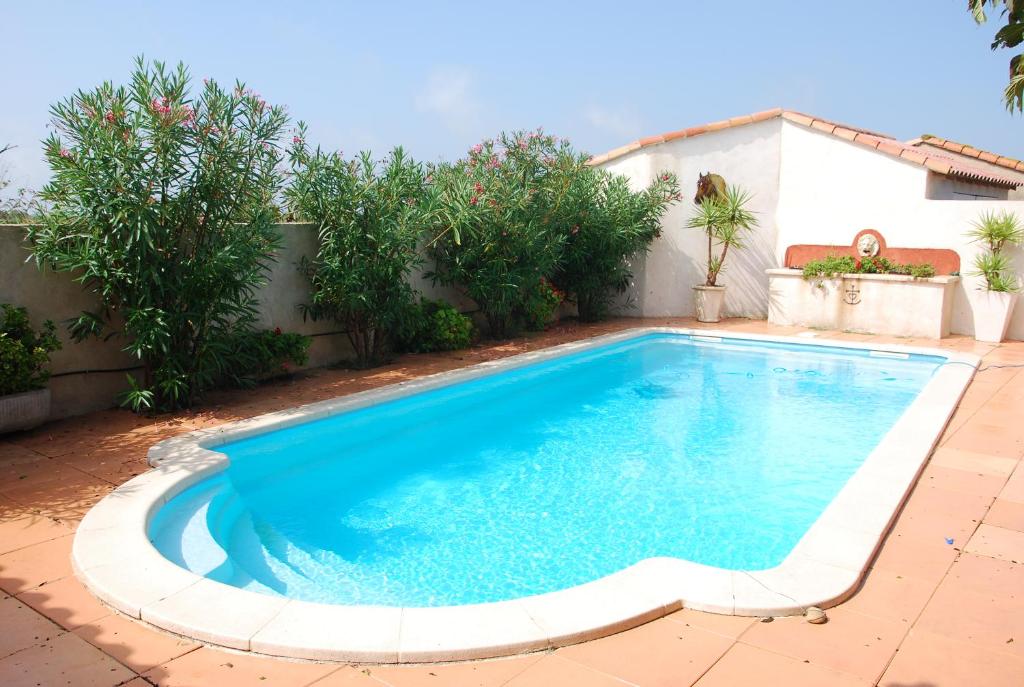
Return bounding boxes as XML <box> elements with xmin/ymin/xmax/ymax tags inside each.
<box><xmin>0</xmin><ymin>223</ymin><xmax>465</xmax><ymax>420</ymax></box>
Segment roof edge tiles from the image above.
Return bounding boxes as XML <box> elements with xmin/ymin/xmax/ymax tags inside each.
<box><xmin>588</xmin><ymin>110</ymin><xmax>1021</xmax><ymax>189</ymax></box>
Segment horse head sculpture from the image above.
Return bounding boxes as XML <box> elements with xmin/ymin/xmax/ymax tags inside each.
<box><xmin>694</xmin><ymin>172</ymin><xmax>727</xmax><ymax>205</ymax></box>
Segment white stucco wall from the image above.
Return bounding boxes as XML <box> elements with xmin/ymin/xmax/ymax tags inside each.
<box><xmin>775</xmin><ymin>121</ymin><xmax>1024</xmax><ymax>340</ymax></box>
<box><xmin>603</xmin><ymin>118</ymin><xmax>783</xmax><ymax>319</ymax></box>
<box><xmin>600</xmin><ymin>118</ymin><xmax>1024</xmax><ymax>340</ymax></box>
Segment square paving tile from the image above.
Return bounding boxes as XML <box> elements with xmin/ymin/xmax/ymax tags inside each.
<box><xmin>144</xmin><ymin>646</ymin><xmax>337</xmax><ymax>686</ymax></box>
<box><xmin>985</xmin><ymin>498</ymin><xmax>1024</xmax><ymax>531</ymax></box>
<box><xmin>663</xmin><ymin>608</ymin><xmax>756</xmax><ymax>639</ymax></box>
<box><xmin>556</xmin><ymin>617</ymin><xmax>734</xmax><ymax>686</ymax></box>
<box><xmin>503</xmin><ymin>654</ymin><xmax>631</xmax><ymax>686</ymax></box>
<box><xmin>17</xmin><ymin>574</ymin><xmax>111</xmax><ymax>630</ymax></box>
<box><xmin>693</xmin><ymin>642</ymin><xmax>870</xmax><ymax>686</ymax></box>
<box><xmin>0</xmin><ymin>594</ymin><xmax>65</xmax><ymax>660</ymax></box>
<box><xmin>73</xmin><ymin>612</ymin><xmax>199</xmax><ymax>673</ymax></box>
<box><xmin>965</xmin><ymin>523</ymin><xmax>1024</xmax><ymax>563</ymax></box>
<box><xmin>367</xmin><ymin>653</ymin><xmax>542</xmax><ymax>686</ymax></box>
<box><xmin>880</xmin><ymin>629</ymin><xmax>1024</xmax><ymax>687</ymax></box>
<box><xmin>0</xmin><ymin>514</ymin><xmax>72</xmax><ymax>554</ymax></box>
<box><xmin>0</xmin><ymin>534</ymin><xmax>74</xmax><ymax>594</ymax></box>
<box><xmin>841</xmin><ymin>568</ymin><xmax>935</xmax><ymax>625</ymax></box>
<box><xmin>0</xmin><ymin>631</ymin><xmax>136</xmax><ymax>687</ymax></box>
<box><xmin>738</xmin><ymin>606</ymin><xmax>907</xmax><ymax>683</ymax></box>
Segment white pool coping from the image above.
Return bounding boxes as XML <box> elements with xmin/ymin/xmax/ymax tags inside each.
<box><xmin>72</xmin><ymin>327</ymin><xmax>979</xmax><ymax>662</ymax></box>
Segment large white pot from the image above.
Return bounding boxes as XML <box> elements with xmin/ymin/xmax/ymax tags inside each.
<box><xmin>971</xmin><ymin>290</ymin><xmax>1018</xmax><ymax>343</ymax></box>
<box><xmin>0</xmin><ymin>388</ymin><xmax>51</xmax><ymax>434</ymax></box>
<box><xmin>693</xmin><ymin>285</ymin><xmax>727</xmax><ymax>323</ymax></box>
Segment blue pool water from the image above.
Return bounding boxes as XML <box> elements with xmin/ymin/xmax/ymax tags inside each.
<box><xmin>150</xmin><ymin>334</ymin><xmax>943</xmax><ymax>606</ymax></box>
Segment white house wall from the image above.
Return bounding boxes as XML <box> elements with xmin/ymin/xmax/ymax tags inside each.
<box><xmin>603</xmin><ymin>118</ymin><xmax>783</xmax><ymax>319</ymax></box>
<box><xmin>776</xmin><ymin>121</ymin><xmax>1024</xmax><ymax>339</ymax></box>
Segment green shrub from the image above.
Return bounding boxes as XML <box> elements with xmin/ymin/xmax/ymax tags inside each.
<box><xmin>28</xmin><ymin>58</ymin><xmax>288</xmax><ymax>412</ymax></box>
<box><xmin>397</xmin><ymin>299</ymin><xmax>473</xmax><ymax>353</ymax></box>
<box><xmin>287</xmin><ymin>128</ymin><xmax>433</xmax><ymax>367</ymax></box>
<box><xmin>522</xmin><ymin>278</ymin><xmax>564</xmax><ymax>331</ymax></box>
<box><xmin>800</xmin><ymin>255</ymin><xmax>935</xmax><ymax>280</ymax></box>
<box><xmin>211</xmin><ymin>328</ymin><xmax>311</xmax><ymax>387</ymax></box>
<box><xmin>428</xmin><ymin>130</ymin><xmax>579</xmax><ymax>338</ymax></box>
<box><xmin>554</xmin><ymin>168</ymin><xmax>679</xmax><ymax>321</ymax></box>
<box><xmin>967</xmin><ymin>210</ymin><xmax>1023</xmax><ymax>292</ymax></box>
<box><xmin>0</xmin><ymin>304</ymin><xmax>62</xmax><ymax>396</ymax></box>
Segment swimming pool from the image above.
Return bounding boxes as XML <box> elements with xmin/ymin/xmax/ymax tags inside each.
<box><xmin>73</xmin><ymin>328</ymin><xmax>978</xmax><ymax>661</ymax></box>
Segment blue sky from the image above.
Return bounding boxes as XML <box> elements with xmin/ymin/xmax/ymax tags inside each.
<box><xmin>2</xmin><ymin>1</ymin><xmax>1022</xmax><ymax>194</ymax></box>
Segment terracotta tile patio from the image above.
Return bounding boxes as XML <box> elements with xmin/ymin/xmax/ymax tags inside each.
<box><xmin>1</xmin><ymin>317</ymin><xmax>1023</xmax><ymax>686</ymax></box>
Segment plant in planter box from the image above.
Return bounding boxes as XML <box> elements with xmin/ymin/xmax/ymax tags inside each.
<box><xmin>686</xmin><ymin>185</ymin><xmax>758</xmax><ymax>322</ymax></box>
<box><xmin>0</xmin><ymin>304</ymin><xmax>61</xmax><ymax>432</ymax></box>
<box><xmin>966</xmin><ymin>210</ymin><xmax>1023</xmax><ymax>342</ymax></box>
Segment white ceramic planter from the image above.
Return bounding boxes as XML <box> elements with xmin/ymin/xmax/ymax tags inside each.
<box><xmin>0</xmin><ymin>388</ymin><xmax>51</xmax><ymax>434</ymax></box>
<box><xmin>971</xmin><ymin>290</ymin><xmax>1018</xmax><ymax>343</ymax></box>
<box><xmin>693</xmin><ymin>285</ymin><xmax>726</xmax><ymax>323</ymax></box>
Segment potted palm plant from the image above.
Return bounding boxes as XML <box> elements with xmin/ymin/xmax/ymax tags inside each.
<box><xmin>967</xmin><ymin>210</ymin><xmax>1022</xmax><ymax>343</ymax></box>
<box><xmin>0</xmin><ymin>304</ymin><xmax>61</xmax><ymax>433</ymax></box>
<box><xmin>686</xmin><ymin>185</ymin><xmax>758</xmax><ymax>322</ymax></box>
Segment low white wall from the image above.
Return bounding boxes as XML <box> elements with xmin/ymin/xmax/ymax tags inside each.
<box><xmin>0</xmin><ymin>224</ymin><xmax>465</xmax><ymax>420</ymax></box>
<box><xmin>767</xmin><ymin>269</ymin><xmax>958</xmax><ymax>339</ymax></box>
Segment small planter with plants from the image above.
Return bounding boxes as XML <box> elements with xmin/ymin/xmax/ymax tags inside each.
<box><xmin>0</xmin><ymin>304</ymin><xmax>62</xmax><ymax>433</ymax></box>
<box><xmin>686</xmin><ymin>185</ymin><xmax>759</xmax><ymax>322</ymax></box>
<box><xmin>966</xmin><ymin>210</ymin><xmax>1022</xmax><ymax>343</ymax></box>
<box><xmin>766</xmin><ymin>254</ymin><xmax>958</xmax><ymax>338</ymax></box>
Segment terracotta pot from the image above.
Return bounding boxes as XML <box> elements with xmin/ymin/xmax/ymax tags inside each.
<box><xmin>693</xmin><ymin>285</ymin><xmax>726</xmax><ymax>323</ymax></box>
<box><xmin>0</xmin><ymin>388</ymin><xmax>51</xmax><ymax>434</ymax></box>
<box><xmin>971</xmin><ymin>290</ymin><xmax>1018</xmax><ymax>343</ymax></box>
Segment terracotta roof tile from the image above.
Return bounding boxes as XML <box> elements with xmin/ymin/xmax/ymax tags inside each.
<box><xmin>915</xmin><ymin>134</ymin><xmax>1024</xmax><ymax>175</ymax></box>
<box><xmin>589</xmin><ymin>109</ymin><xmax>1022</xmax><ymax>189</ymax></box>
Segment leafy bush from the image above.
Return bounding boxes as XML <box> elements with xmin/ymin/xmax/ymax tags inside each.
<box><xmin>522</xmin><ymin>277</ymin><xmax>564</xmax><ymax>331</ymax></box>
<box><xmin>967</xmin><ymin>210</ymin><xmax>1023</xmax><ymax>292</ymax></box>
<box><xmin>428</xmin><ymin>130</ymin><xmax>579</xmax><ymax>338</ymax></box>
<box><xmin>800</xmin><ymin>254</ymin><xmax>936</xmax><ymax>280</ymax></box>
<box><xmin>211</xmin><ymin>328</ymin><xmax>310</xmax><ymax>387</ymax></box>
<box><xmin>555</xmin><ymin>169</ymin><xmax>680</xmax><ymax>321</ymax></box>
<box><xmin>287</xmin><ymin>128</ymin><xmax>433</xmax><ymax>367</ymax></box>
<box><xmin>396</xmin><ymin>298</ymin><xmax>473</xmax><ymax>353</ymax></box>
<box><xmin>801</xmin><ymin>255</ymin><xmax>857</xmax><ymax>280</ymax></box>
<box><xmin>28</xmin><ymin>58</ymin><xmax>288</xmax><ymax>412</ymax></box>
<box><xmin>0</xmin><ymin>304</ymin><xmax>61</xmax><ymax>396</ymax></box>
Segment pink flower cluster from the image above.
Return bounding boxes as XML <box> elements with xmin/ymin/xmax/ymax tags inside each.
<box><xmin>151</xmin><ymin>97</ymin><xmax>172</xmax><ymax>116</ymax></box>
<box><xmin>470</xmin><ymin>143</ymin><xmax>484</xmax><ymax>155</ymax></box>
<box><xmin>59</xmin><ymin>148</ymin><xmax>72</xmax><ymax>159</ymax></box>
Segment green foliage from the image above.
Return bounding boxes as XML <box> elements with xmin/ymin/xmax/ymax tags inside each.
<box><xmin>801</xmin><ymin>255</ymin><xmax>857</xmax><ymax>280</ymax></box>
<box><xmin>287</xmin><ymin>127</ymin><xmax>434</xmax><ymax>367</ymax></box>
<box><xmin>554</xmin><ymin>169</ymin><xmax>680</xmax><ymax>322</ymax></box>
<box><xmin>0</xmin><ymin>304</ymin><xmax>62</xmax><ymax>396</ymax></box>
<box><xmin>686</xmin><ymin>185</ymin><xmax>758</xmax><ymax>287</ymax></box>
<box><xmin>800</xmin><ymin>254</ymin><xmax>937</xmax><ymax>280</ymax></box>
<box><xmin>427</xmin><ymin>130</ymin><xmax>579</xmax><ymax>338</ymax></box>
<box><xmin>522</xmin><ymin>278</ymin><xmax>564</xmax><ymax>331</ymax></box>
<box><xmin>214</xmin><ymin>328</ymin><xmax>311</xmax><ymax>386</ymax></box>
<box><xmin>396</xmin><ymin>298</ymin><xmax>473</xmax><ymax>353</ymax></box>
<box><xmin>970</xmin><ymin>0</ymin><xmax>1024</xmax><ymax>111</ymax></box>
<box><xmin>967</xmin><ymin>210</ymin><xmax>1023</xmax><ymax>292</ymax></box>
<box><xmin>27</xmin><ymin>57</ymin><xmax>288</xmax><ymax>412</ymax></box>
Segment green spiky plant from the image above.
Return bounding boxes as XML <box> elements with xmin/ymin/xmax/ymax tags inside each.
<box><xmin>967</xmin><ymin>210</ymin><xmax>1023</xmax><ymax>292</ymax></box>
<box><xmin>686</xmin><ymin>185</ymin><xmax>758</xmax><ymax>287</ymax></box>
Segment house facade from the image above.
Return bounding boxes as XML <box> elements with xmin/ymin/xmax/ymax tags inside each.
<box><xmin>593</xmin><ymin>109</ymin><xmax>1024</xmax><ymax>340</ymax></box>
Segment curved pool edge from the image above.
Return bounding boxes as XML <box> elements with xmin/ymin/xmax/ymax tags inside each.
<box><xmin>71</xmin><ymin>327</ymin><xmax>980</xmax><ymax>663</ymax></box>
